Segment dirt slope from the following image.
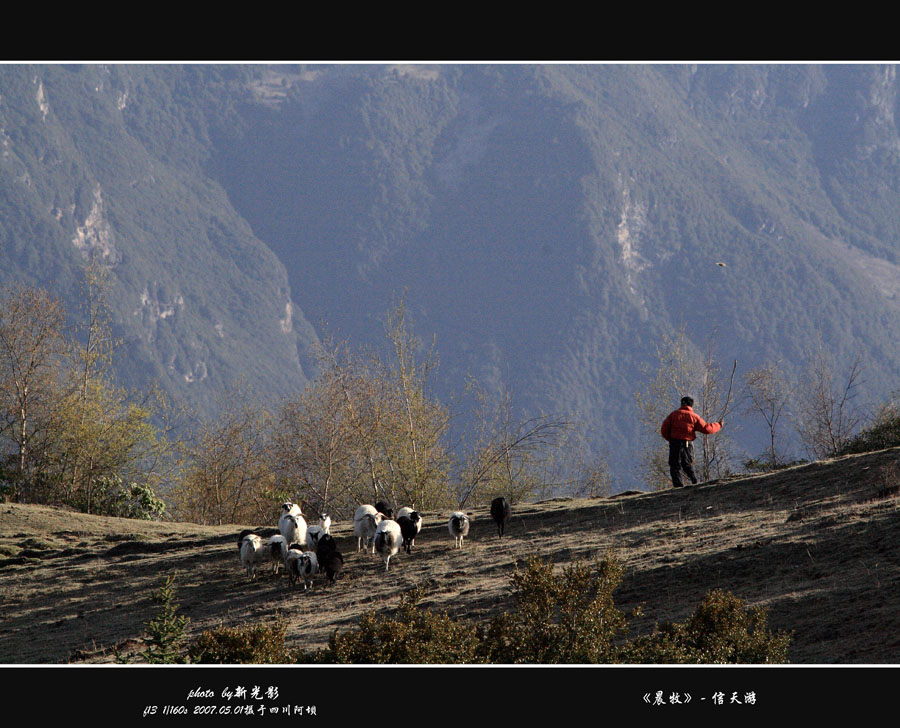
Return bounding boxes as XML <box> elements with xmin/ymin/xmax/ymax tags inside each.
<box><xmin>1</xmin><ymin>447</ymin><xmax>898</xmax><ymax>664</ymax></box>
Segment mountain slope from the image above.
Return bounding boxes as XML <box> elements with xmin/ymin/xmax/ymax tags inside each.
<box><xmin>0</xmin><ymin>65</ymin><xmax>319</xmax><ymax>417</ymax></box>
<box><xmin>1</xmin><ymin>445</ymin><xmax>898</xmax><ymax>664</ymax></box>
<box><xmin>6</xmin><ymin>64</ymin><xmax>900</xmax><ymax>487</ymax></box>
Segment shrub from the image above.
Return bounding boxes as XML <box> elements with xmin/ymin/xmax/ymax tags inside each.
<box><xmin>624</xmin><ymin>588</ymin><xmax>792</xmax><ymax>664</ymax></box>
<box><xmin>840</xmin><ymin>398</ymin><xmax>900</xmax><ymax>455</ymax></box>
<box><xmin>76</xmin><ymin>475</ymin><xmax>167</xmax><ymax>520</ymax></box>
<box><xmin>840</xmin><ymin>416</ymin><xmax>900</xmax><ymax>455</ymax></box>
<box><xmin>477</xmin><ymin>553</ymin><xmax>631</xmax><ymax>663</ymax></box>
<box><xmin>190</xmin><ymin>622</ymin><xmax>292</xmax><ymax>664</ymax></box>
<box><xmin>871</xmin><ymin>461</ymin><xmax>900</xmax><ymax>499</ymax></box>
<box><xmin>305</xmin><ymin>588</ymin><xmax>481</xmax><ymax>664</ymax></box>
<box><xmin>190</xmin><ymin>556</ymin><xmax>792</xmax><ymax>665</ymax></box>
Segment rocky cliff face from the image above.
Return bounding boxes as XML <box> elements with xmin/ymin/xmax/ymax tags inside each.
<box><xmin>0</xmin><ymin>65</ymin><xmax>318</xmax><ymax>417</ymax></box>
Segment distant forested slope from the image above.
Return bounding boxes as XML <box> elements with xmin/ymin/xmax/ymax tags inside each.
<box><xmin>4</xmin><ymin>63</ymin><xmax>900</xmax><ymax>489</ymax></box>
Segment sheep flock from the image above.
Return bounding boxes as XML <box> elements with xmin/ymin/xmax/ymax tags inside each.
<box><xmin>234</xmin><ymin>497</ymin><xmax>513</xmax><ymax>592</ymax></box>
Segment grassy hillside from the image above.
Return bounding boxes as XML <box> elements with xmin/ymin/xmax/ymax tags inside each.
<box><xmin>1</xmin><ymin>446</ymin><xmax>898</xmax><ymax>665</ymax></box>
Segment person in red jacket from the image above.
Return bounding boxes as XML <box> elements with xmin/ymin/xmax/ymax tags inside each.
<box><xmin>660</xmin><ymin>396</ymin><xmax>722</xmax><ymax>488</ymax></box>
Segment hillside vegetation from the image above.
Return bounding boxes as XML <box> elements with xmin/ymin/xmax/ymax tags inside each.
<box><xmin>1</xmin><ymin>445</ymin><xmax>897</xmax><ymax>664</ymax></box>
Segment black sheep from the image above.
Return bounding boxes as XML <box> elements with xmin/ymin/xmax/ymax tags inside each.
<box><xmin>397</xmin><ymin>513</ymin><xmax>420</xmax><ymax>554</ymax></box>
<box><xmin>490</xmin><ymin>497</ymin><xmax>511</xmax><ymax>538</ymax></box>
<box><xmin>315</xmin><ymin>534</ymin><xmax>344</xmax><ymax>584</ymax></box>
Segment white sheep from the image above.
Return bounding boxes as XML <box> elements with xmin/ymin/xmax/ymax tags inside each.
<box><xmin>266</xmin><ymin>534</ymin><xmax>289</xmax><ymax>574</ymax></box>
<box><xmin>285</xmin><ymin>549</ymin><xmax>319</xmax><ymax>590</ymax></box>
<box><xmin>318</xmin><ymin>513</ymin><xmax>332</xmax><ymax>534</ymax></box>
<box><xmin>373</xmin><ymin>518</ymin><xmax>402</xmax><ymax>571</ymax></box>
<box><xmin>236</xmin><ymin>529</ymin><xmax>256</xmax><ymax>551</ymax></box>
<box><xmin>354</xmin><ymin>504</ymin><xmax>385</xmax><ymax>553</ymax></box>
<box><xmin>281</xmin><ymin>502</ymin><xmax>303</xmax><ymax>518</ymax></box>
<box><xmin>279</xmin><ymin>512</ymin><xmax>308</xmax><ymax>548</ymax></box>
<box><xmin>306</xmin><ymin>525</ymin><xmax>325</xmax><ymax>551</ymax></box>
<box><xmin>240</xmin><ymin>533</ymin><xmax>267</xmax><ymax>580</ymax></box>
<box><xmin>448</xmin><ymin>511</ymin><xmax>470</xmax><ymax>549</ymax></box>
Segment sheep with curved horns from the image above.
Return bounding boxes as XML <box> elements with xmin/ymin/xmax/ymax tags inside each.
<box><xmin>354</xmin><ymin>504</ymin><xmax>384</xmax><ymax>553</ymax></box>
<box><xmin>279</xmin><ymin>512</ymin><xmax>308</xmax><ymax>548</ymax></box>
<box><xmin>266</xmin><ymin>534</ymin><xmax>289</xmax><ymax>574</ymax></box>
<box><xmin>374</xmin><ymin>519</ymin><xmax>402</xmax><ymax>571</ymax></box>
<box><xmin>490</xmin><ymin>497</ymin><xmax>511</xmax><ymax>538</ymax></box>
<box><xmin>285</xmin><ymin>549</ymin><xmax>319</xmax><ymax>590</ymax></box>
<box><xmin>448</xmin><ymin>512</ymin><xmax>471</xmax><ymax>549</ymax></box>
<box><xmin>240</xmin><ymin>533</ymin><xmax>267</xmax><ymax>580</ymax></box>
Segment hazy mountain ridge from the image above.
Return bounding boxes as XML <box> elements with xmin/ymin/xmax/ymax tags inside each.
<box><xmin>4</xmin><ymin>64</ymin><xmax>900</xmax><ymax>487</ymax></box>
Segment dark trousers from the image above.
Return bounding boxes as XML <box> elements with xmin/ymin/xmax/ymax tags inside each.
<box><xmin>668</xmin><ymin>439</ymin><xmax>697</xmax><ymax>487</ymax></box>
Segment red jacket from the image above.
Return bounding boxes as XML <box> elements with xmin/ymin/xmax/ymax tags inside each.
<box><xmin>661</xmin><ymin>406</ymin><xmax>722</xmax><ymax>441</ymax></box>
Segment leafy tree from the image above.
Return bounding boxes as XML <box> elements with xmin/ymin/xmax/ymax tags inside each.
<box><xmin>269</xmin><ymin>360</ymin><xmax>359</xmax><ymax>517</ymax></box>
<box><xmin>318</xmin><ymin>338</ymin><xmax>396</xmax><ymax>510</ymax></box>
<box><xmin>52</xmin><ymin>376</ymin><xmax>169</xmax><ymax>515</ymax></box>
<box><xmin>47</xmin><ymin>265</ymin><xmax>172</xmax><ymax>515</ymax></box>
<box><xmin>269</xmin><ymin>304</ymin><xmax>454</xmax><ymax>519</ymax></box>
<box><xmin>378</xmin><ymin>298</ymin><xmax>452</xmax><ymax>510</ymax></box>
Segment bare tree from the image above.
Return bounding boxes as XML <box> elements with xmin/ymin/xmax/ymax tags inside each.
<box><xmin>795</xmin><ymin>350</ymin><xmax>863</xmax><ymax>460</ymax></box>
<box><xmin>456</xmin><ymin>380</ymin><xmax>572</xmax><ymax>507</ymax></box>
<box><xmin>635</xmin><ymin>329</ymin><xmax>733</xmax><ymax>488</ymax></box>
<box><xmin>694</xmin><ymin>348</ymin><xmax>732</xmax><ymax>482</ymax></box>
<box><xmin>171</xmin><ymin>386</ymin><xmax>276</xmax><ymax>525</ymax></box>
<box><xmin>269</xmin><ymin>361</ymin><xmax>360</xmax><ymax>518</ymax></box>
<box><xmin>743</xmin><ymin>362</ymin><xmax>794</xmax><ymax>469</ymax></box>
<box><xmin>379</xmin><ymin>298</ymin><xmax>452</xmax><ymax>510</ymax></box>
<box><xmin>0</xmin><ymin>283</ymin><xmax>66</xmax><ymax>501</ymax></box>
